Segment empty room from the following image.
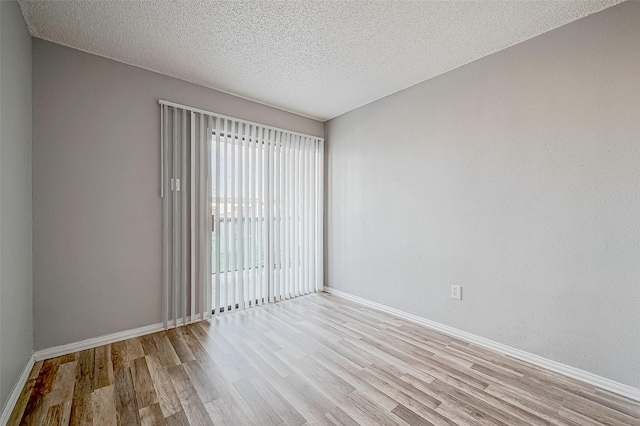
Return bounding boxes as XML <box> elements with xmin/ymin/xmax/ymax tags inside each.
<box><xmin>1</xmin><ymin>0</ymin><xmax>639</xmax><ymax>424</ymax></box>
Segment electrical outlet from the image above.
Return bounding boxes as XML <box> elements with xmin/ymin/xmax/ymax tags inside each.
<box><xmin>451</xmin><ymin>285</ymin><xmax>462</xmax><ymax>300</ymax></box>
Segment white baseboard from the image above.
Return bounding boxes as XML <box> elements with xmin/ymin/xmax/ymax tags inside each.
<box><xmin>32</xmin><ymin>316</ymin><xmax>209</xmax><ymax>362</ymax></box>
<box><xmin>324</xmin><ymin>287</ymin><xmax>640</xmax><ymax>402</ymax></box>
<box><xmin>0</xmin><ymin>353</ymin><xmax>35</xmax><ymax>426</ymax></box>
<box><xmin>33</xmin><ymin>323</ymin><xmax>164</xmax><ymax>361</ymax></box>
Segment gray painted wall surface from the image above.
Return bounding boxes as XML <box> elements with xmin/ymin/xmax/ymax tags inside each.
<box><xmin>325</xmin><ymin>2</ymin><xmax>640</xmax><ymax>388</ymax></box>
<box><xmin>32</xmin><ymin>39</ymin><xmax>323</xmax><ymax>350</ymax></box>
<box><xmin>0</xmin><ymin>0</ymin><xmax>33</xmax><ymax>410</ymax></box>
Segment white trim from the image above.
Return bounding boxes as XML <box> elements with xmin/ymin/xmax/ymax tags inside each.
<box><xmin>0</xmin><ymin>353</ymin><xmax>35</xmax><ymax>425</ymax></box>
<box><xmin>33</xmin><ymin>323</ymin><xmax>164</xmax><ymax>361</ymax></box>
<box><xmin>32</xmin><ymin>315</ymin><xmax>214</xmax><ymax>362</ymax></box>
<box><xmin>324</xmin><ymin>287</ymin><xmax>640</xmax><ymax>402</ymax></box>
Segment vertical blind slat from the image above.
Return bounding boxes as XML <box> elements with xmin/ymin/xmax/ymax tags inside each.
<box><xmin>190</xmin><ymin>112</ymin><xmax>196</xmax><ymax>323</ymax></box>
<box><xmin>181</xmin><ymin>111</ymin><xmax>187</xmax><ymax>323</ymax></box>
<box><xmin>205</xmin><ymin>116</ymin><xmax>213</xmax><ymax>319</ymax></box>
<box><xmin>272</xmin><ymin>131</ymin><xmax>277</xmax><ymax>300</ymax></box>
<box><xmin>277</xmin><ymin>132</ymin><xmax>284</xmax><ymax>300</ymax></box>
<box><xmin>213</xmin><ymin>117</ymin><xmax>221</xmax><ymax>315</ymax></box>
<box><xmin>317</xmin><ymin>139</ymin><xmax>324</xmax><ymax>292</ymax></box>
<box><xmin>250</xmin><ymin>125</ymin><xmax>256</xmax><ymax>307</ymax></box>
<box><xmin>268</xmin><ymin>131</ymin><xmax>275</xmax><ymax>303</ymax></box>
<box><xmin>237</xmin><ymin>123</ymin><xmax>245</xmax><ymax>309</ymax></box>
<box><xmin>301</xmin><ymin>137</ymin><xmax>307</xmax><ymax>295</ymax></box>
<box><xmin>294</xmin><ymin>135</ymin><xmax>301</xmax><ymax>298</ymax></box>
<box><xmin>264</xmin><ymin>131</ymin><xmax>267</xmax><ymax>304</ymax></box>
<box><xmin>161</xmin><ymin>105</ymin><xmax>169</xmax><ymax>329</ymax></box>
<box><xmin>244</xmin><ymin>124</ymin><xmax>251</xmax><ymax>309</ymax></box>
<box><xmin>308</xmin><ymin>139</ymin><xmax>314</xmax><ymax>294</ymax></box>
<box><xmin>267</xmin><ymin>130</ymin><xmax>273</xmax><ymax>302</ymax></box>
<box><xmin>283</xmin><ymin>133</ymin><xmax>290</xmax><ymax>299</ymax></box>
<box><xmin>303</xmin><ymin>138</ymin><xmax>307</xmax><ymax>295</ymax></box>
<box><xmin>291</xmin><ymin>134</ymin><xmax>297</xmax><ymax>298</ymax></box>
<box><xmin>309</xmin><ymin>139</ymin><xmax>315</xmax><ymax>293</ymax></box>
<box><xmin>199</xmin><ymin>113</ymin><xmax>206</xmax><ymax>319</ymax></box>
<box><xmin>302</xmin><ymin>137</ymin><xmax>307</xmax><ymax>294</ymax></box>
<box><xmin>257</xmin><ymin>127</ymin><xmax>264</xmax><ymax>306</ymax></box>
<box><xmin>230</xmin><ymin>121</ymin><xmax>237</xmax><ymax>312</ymax></box>
<box><xmin>236</xmin><ymin>123</ymin><xmax>242</xmax><ymax>310</ymax></box>
<box><xmin>223</xmin><ymin>119</ymin><xmax>230</xmax><ymax>313</ymax></box>
<box><xmin>172</xmin><ymin>108</ymin><xmax>179</xmax><ymax>326</ymax></box>
<box><xmin>289</xmin><ymin>134</ymin><xmax>295</xmax><ymax>298</ymax></box>
<box><xmin>299</xmin><ymin>136</ymin><xmax>305</xmax><ymax>296</ymax></box>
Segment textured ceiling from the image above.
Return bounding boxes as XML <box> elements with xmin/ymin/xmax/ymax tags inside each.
<box><xmin>19</xmin><ymin>0</ymin><xmax>623</xmax><ymax>121</ymax></box>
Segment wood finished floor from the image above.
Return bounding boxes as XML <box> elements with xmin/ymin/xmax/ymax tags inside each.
<box><xmin>8</xmin><ymin>293</ymin><xmax>640</xmax><ymax>425</ymax></box>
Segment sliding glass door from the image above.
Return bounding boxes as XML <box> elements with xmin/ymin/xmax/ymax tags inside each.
<box><xmin>160</xmin><ymin>101</ymin><xmax>322</xmax><ymax>327</ymax></box>
<box><xmin>210</xmin><ymin>123</ymin><xmax>323</xmax><ymax>314</ymax></box>
<box><xmin>212</xmin><ymin>135</ymin><xmax>267</xmax><ymax>310</ymax></box>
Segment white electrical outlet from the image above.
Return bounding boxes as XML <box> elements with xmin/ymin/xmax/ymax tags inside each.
<box><xmin>451</xmin><ymin>285</ymin><xmax>462</xmax><ymax>300</ymax></box>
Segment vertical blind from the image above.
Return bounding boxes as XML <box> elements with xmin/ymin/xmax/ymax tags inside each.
<box><xmin>160</xmin><ymin>100</ymin><xmax>324</xmax><ymax>328</ymax></box>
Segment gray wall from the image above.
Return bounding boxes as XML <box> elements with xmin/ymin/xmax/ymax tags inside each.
<box><xmin>325</xmin><ymin>1</ymin><xmax>640</xmax><ymax>388</ymax></box>
<box><xmin>0</xmin><ymin>0</ymin><xmax>33</xmax><ymax>410</ymax></box>
<box><xmin>32</xmin><ymin>39</ymin><xmax>323</xmax><ymax>350</ymax></box>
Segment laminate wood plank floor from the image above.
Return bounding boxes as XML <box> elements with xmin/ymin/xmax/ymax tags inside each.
<box><xmin>9</xmin><ymin>293</ymin><xmax>640</xmax><ymax>425</ymax></box>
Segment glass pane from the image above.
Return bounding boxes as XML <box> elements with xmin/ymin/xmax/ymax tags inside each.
<box><xmin>211</xmin><ymin>134</ymin><xmax>268</xmax><ymax>307</ymax></box>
